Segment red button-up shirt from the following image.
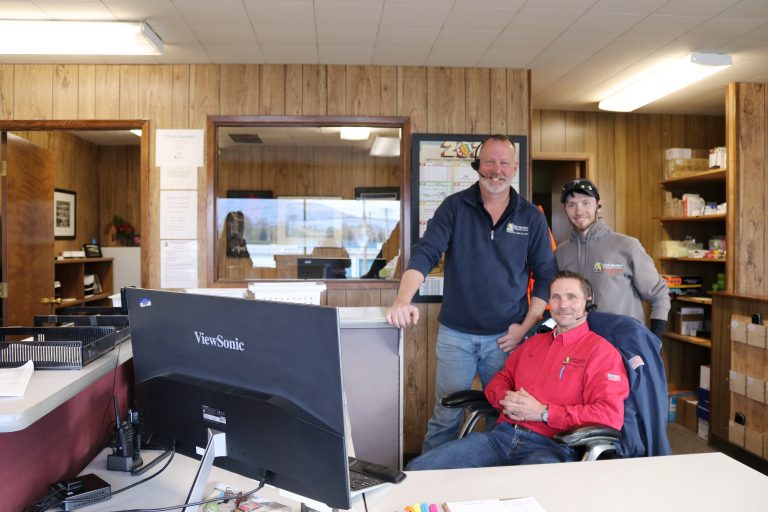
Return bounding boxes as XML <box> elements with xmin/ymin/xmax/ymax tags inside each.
<box><xmin>485</xmin><ymin>321</ymin><xmax>629</xmax><ymax>438</ymax></box>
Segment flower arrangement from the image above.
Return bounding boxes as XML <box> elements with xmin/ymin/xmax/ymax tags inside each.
<box><xmin>109</xmin><ymin>215</ymin><xmax>140</xmax><ymax>246</ymax></box>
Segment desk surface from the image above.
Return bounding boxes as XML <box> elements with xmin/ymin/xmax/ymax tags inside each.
<box><xmin>0</xmin><ymin>342</ymin><xmax>133</xmax><ymax>432</ymax></box>
<box><xmin>73</xmin><ymin>450</ymin><xmax>767</xmax><ymax>512</ymax></box>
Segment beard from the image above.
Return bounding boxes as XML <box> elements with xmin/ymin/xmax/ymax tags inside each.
<box><xmin>479</xmin><ymin>174</ymin><xmax>511</xmax><ymax>194</ymax></box>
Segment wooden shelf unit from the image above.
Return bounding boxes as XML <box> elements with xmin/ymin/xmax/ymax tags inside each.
<box><xmin>54</xmin><ymin>257</ymin><xmax>114</xmax><ymax>309</ymax></box>
<box><xmin>660</xmin><ymin>166</ymin><xmax>726</xmax><ymax>390</ymax></box>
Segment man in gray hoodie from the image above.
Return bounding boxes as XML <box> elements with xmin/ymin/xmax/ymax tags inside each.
<box><xmin>555</xmin><ymin>179</ymin><xmax>670</xmax><ymax>339</ymax></box>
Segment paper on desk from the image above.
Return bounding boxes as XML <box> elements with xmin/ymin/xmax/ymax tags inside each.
<box><xmin>0</xmin><ymin>360</ymin><xmax>34</xmax><ymax>397</ymax></box>
<box><xmin>444</xmin><ymin>498</ymin><xmax>545</xmax><ymax>512</ymax></box>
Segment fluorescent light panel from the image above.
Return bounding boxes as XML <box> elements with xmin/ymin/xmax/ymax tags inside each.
<box><xmin>370</xmin><ymin>136</ymin><xmax>400</xmax><ymax>157</ymax></box>
<box><xmin>340</xmin><ymin>127</ymin><xmax>371</xmax><ymax>140</ymax></box>
<box><xmin>0</xmin><ymin>20</ymin><xmax>163</xmax><ymax>55</ymax></box>
<box><xmin>598</xmin><ymin>53</ymin><xmax>731</xmax><ymax>112</ymax></box>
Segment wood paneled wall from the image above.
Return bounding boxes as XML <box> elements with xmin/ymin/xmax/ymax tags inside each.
<box><xmin>0</xmin><ymin>63</ymin><xmax>530</xmax><ymax>456</ymax></box>
<box><xmin>727</xmin><ymin>83</ymin><xmax>768</xmax><ymax>297</ymax></box>
<box><xmin>532</xmin><ymin>110</ymin><xmax>725</xmax><ymax>258</ymax></box>
<box><xmin>98</xmin><ymin>145</ymin><xmax>142</xmax><ymax>247</ymax></box>
<box><xmin>218</xmin><ymin>145</ymin><xmax>400</xmax><ymax>199</ymax></box>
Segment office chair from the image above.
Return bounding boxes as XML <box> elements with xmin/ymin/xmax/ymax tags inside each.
<box><xmin>442</xmin><ymin>312</ymin><xmax>671</xmax><ymax>461</ymax></box>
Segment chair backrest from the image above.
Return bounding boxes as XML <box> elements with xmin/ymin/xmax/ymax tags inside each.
<box><xmin>587</xmin><ymin>312</ymin><xmax>672</xmax><ymax>457</ymax></box>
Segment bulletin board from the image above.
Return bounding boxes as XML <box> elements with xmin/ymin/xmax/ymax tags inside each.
<box><xmin>409</xmin><ymin>133</ymin><xmax>528</xmax><ymax>302</ymax></box>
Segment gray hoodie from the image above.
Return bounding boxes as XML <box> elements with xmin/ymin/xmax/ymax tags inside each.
<box><xmin>555</xmin><ymin>219</ymin><xmax>670</xmax><ymax>322</ymax></box>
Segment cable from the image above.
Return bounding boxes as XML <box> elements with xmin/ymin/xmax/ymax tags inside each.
<box><xmin>38</xmin><ymin>449</ymin><xmax>176</xmax><ymax>512</ymax></box>
<box><xmin>112</xmin><ymin>479</ymin><xmax>265</xmax><ymax>512</ymax></box>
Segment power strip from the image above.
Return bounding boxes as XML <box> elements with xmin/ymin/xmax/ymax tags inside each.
<box><xmin>51</xmin><ymin>474</ymin><xmax>111</xmax><ymax>511</ymax></box>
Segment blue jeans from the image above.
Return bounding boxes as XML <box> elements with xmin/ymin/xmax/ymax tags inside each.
<box><xmin>421</xmin><ymin>324</ymin><xmax>509</xmax><ymax>453</ymax></box>
<box><xmin>408</xmin><ymin>422</ymin><xmax>577</xmax><ymax>470</ymax></box>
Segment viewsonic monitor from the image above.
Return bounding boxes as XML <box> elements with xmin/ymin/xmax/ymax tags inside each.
<box><xmin>125</xmin><ymin>288</ymin><xmax>351</xmax><ymax>509</ymax></box>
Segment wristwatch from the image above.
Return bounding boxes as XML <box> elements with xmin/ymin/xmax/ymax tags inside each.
<box><xmin>540</xmin><ymin>406</ymin><xmax>549</xmax><ymax>423</ymax></box>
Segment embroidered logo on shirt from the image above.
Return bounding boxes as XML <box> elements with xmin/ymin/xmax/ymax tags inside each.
<box><xmin>607</xmin><ymin>373</ymin><xmax>622</xmax><ymax>382</ymax></box>
<box><xmin>507</xmin><ymin>223</ymin><xmax>529</xmax><ymax>235</ymax></box>
<box><xmin>594</xmin><ymin>262</ymin><xmax>624</xmax><ymax>274</ymax></box>
<box><xmin>628</xmin><ymin>355</ymin><xmax>645</xmax><ymax>370</ymax></box>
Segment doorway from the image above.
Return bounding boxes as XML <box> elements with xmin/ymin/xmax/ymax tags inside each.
<box><xmin>531</xmin><ymin>152</ymin><xmax>592</xmax><ymax>246</ymax></box>
<box><xmin>0</xmin><ymin>120</ymin><xmax>148</xmax><ymax>326</ymax></box>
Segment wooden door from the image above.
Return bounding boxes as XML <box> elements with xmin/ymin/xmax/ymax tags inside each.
<box><xmin>1</xmin><ymin>132</ymin><xmax>55</xmax><ymax>326</ymax></box>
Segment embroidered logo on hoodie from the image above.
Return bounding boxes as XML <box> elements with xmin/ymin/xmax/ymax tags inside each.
<box><xmin>507</xmin><ymin>223</ymin><xmax>529</xmax><ymax>235</ymax></box>
<box><xmin>594</xmin><ymin>262</ymin><xmax>624</xmax><ymax>274</ymax></box>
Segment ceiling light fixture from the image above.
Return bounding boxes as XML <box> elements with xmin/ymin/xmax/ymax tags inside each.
<box><xmin>598</xmin><ymin>52</ymin><xmax>732</xmax><ymax>112</ymax></box>
<box><xmin>0</xmin><ymin>20</ymin><xmax>163</xmax><ymax>55</ymax></box>
<box><xmin>339</xmin><ymin>127</ymin><xmax>371</xmax><ymax>140</ymax></box>
<box><xmin>369</xmin><ymin>137</ymin><xmax>400</xmax><ymax>157</ymax></box>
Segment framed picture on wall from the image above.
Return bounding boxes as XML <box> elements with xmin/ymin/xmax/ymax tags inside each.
<box><xmin>54</xmin><ymin>188</ymin><xmax>77</xmax><ymax>240</ymax></box>
<box><xmin>409</xmin><ymin>133</ymin><xmax>528</xmax><ymax>303</ymax></box>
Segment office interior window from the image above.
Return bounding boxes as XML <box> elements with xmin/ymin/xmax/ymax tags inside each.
<box><xmin>212</xmin><ymin>119</ymin><xmax>406</xmax><ymax>281</ymax></box>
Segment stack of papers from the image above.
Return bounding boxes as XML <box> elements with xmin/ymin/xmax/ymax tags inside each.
<box><xmin>0</xmin><ymin>360</ymin><xmax>34</xmax><ymax>397</ymax></box>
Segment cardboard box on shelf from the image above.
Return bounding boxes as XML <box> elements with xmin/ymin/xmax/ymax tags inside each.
<box><xmin>676</xmin><ymin>397</ymin><xmax>698</xmax><ymax>432</ymax></box>
<box><xmin>675</xmin><ymin>307</ymin><xmax>704</xmax><ymax>336</ymax></box>
<box><xmin>668</xmin><ymin>390</ymin><xmax>696</xmax><ymax>422</ymax></box>
<box><xmin>665</xmin><ymin>148</ymin><xmax>709</xmax><ymax>160</ymax></box>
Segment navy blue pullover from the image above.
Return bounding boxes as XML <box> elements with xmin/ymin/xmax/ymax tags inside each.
<box><xmin>408</xmin><ymin>183</ymin><xmax>556</xmax><ymax>335</ymax></box>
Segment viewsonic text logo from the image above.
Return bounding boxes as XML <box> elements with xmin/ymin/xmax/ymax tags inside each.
<box><xmin>194</xmin><ymin>331</ymin><xmax>245</xmax><ymax>352</ymax></box>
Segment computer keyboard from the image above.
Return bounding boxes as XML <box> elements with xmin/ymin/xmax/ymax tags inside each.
<box><xmin>349</xmin><ymin>470</ymin><xmax>386</xmax><ymax>491</ymax></box>
<box><xmin>347</xmin><ymin>456</ymin><xmax>406</xmax><ymax>492</ymax></box>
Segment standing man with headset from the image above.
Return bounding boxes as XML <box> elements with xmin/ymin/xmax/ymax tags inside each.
<box><xmin>386</xmin><ymin>134</ymin><xmax>557</xmax><ymax>453</ymax></box>
<box><xmin>556</xmin><ymin>178</ymin><xmax>670</xmax><ymax>338</ymax></box>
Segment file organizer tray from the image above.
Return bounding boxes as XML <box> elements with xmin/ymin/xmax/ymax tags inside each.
<box><xmin>0</xmin><ymin>326</ymin><xmax>119</xmax><ymax>369</ymax></box>
<box><xmin>33</xmin><ymin>316</ymin><xmax>131</xmax><ymax>346</ymax></box>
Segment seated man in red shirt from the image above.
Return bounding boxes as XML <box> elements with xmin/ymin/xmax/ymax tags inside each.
<box><xmin>407</xmin><ymin>270</ymin><xmax>629</xmax><ymax>469</ymax></box>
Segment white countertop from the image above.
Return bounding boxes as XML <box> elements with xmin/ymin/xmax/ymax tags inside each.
<box><xmin>338</xmin><ymin>307</ymin><xmax>390</xmax><ymax>328</ymax></box>
<box><xmin>0</xmin><ymin>341</ymin><xmax>133</xmax><ymax>433</ymax></box>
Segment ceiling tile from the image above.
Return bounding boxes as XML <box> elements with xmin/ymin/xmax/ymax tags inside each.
<box><xmin>318</xmin><ymin>45</ymin><xmax>374</xmax><ymax>64</ymax></box>
<box><xmin>33</xmin><ymin>1</ymin><xmax>115</xmax><ymax>19</ymax></box>
<box><xmin>192</xmin><ymin>25</ymin><xmax>258</xmax><ymax>45</ymax></box>
<box><xmin>381</xmin><ymin>3</ymin><xmax>451</xmax><ymax>28</ymax></box>
<box><xmin>477</xmin><ymin>48</ymin><xmax>539</xmax><ymax>68</ymax></box>
<box><xmin>721</xmin><ymin>0</ymin><xmax>768</xmax><ymax>18</ymax></box>
<box><xmin>546</xmin><ymin>33</ymin><xmax>616</xmax><ymax>54</ymax></box>
<box><xmin>443</xmin><ymin>6</ymin><xmax>520</xmax><ymax>30</ymax></box>
<box><xmin>205</xmin><ymin>43</ymin><xmax>265</xmax><ymax>63</ymax></box>
<box><xmin>507</xmin><ymin>9</ymin><xmax>582</xmax><ymax>32</ymax></box>
<box><xmin>655</xmin><ymin>0</ymin><xmax>741</xmax><ymax>17</ymax></box>
<box><xmin>371</xmin><ymin>46</ymin><xmax>429</xmax><ymax>65</ymax></box>
<box><xmin>526</xmin><ymin>0</ymin><xmax>597</xmax><ymax>10</ymax></box>
<box><xmin>424</xmin><ymin>48</ymin><xmax>484</xmax><ymax>67</ymax></box>
<box><xmin>0</xmin><ymin>0</ymin><xmax>51</xmax><ymax>18</ymax></box>
<box><xmin>624</xmin><ymin>14</ymin><xmax>709</xmax><ymax>38</ymax></box>
<box><xmin>589</xmin><ymin>0</ymin><xmax>668</xmax><ymax>14</ymax></box>
<box><xmin>686</xmin><ymin>17</ymin><xmax>768</xmax><ymax>39</ymax></box>
<box><xmin>738</xmin><ymin>22</ymin><xmax>768</xmax><ymax>41</ymax></box>
<box><xmin>433</xmin><ymin>29</ymin><xmax>501</xmax><ymax>50</ymax></box>
<box><xmin>150</xmin><ymin>24</ymin><xmax>199</xmax><ymax>44</ymax></box>
<box><xmin>566</xmin><ymin>11</ymin><xmax>646</xmax><ymax>35</ymax></box>
<box><xmin>317</xmin><ymin>25</ymin><xmax>377</xmax><ymax>46</ymax></box>
<box><xmin>103</xmin><ymin>0</ymin><xmax>185</xmax><ymax>24</ymax></box>
<box><xmin>261</xmin><ymin>44</ymin><xmax>318</xmax><ymax>64</ymax></box>
<box><xmin>454</xmin><ymin>0</ymin><xmax>526</xmax><ymax>7</ymax></box>
<box><xmin>493</xmin><ymin>29</ymin><xmax>559</xmax><ymax>50</ymax></box>
<box><xmin>173</xmin><ymin>0</ymin><xmax>251</xmax><ymax>25</ymax></box>
<box><xmin>315</xmin><ymin>2</ymin><xmax>383</xmax><ymax>27</ymax></box>
<box><xmin>244</xmin><ymin>0</ymin><xmax>315</xmax><ymax>26</ymax></box>
<box><xmin>376</xmin><ymin>27</ymin><xmax>439</xmax><ymax>47</ymax></box>
<box><xmin>254</xmin><ymin>26</ymin><xmax>317</xmax><ymax>45</ymax></box>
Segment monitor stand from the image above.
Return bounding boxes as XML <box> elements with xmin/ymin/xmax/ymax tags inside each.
<box><xmin>183</xmin><ymin>429</ymin><xmax>227</xmax><ymax>512</ymax></box>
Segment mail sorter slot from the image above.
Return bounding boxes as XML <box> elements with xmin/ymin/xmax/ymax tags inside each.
<box><xmin>0</xmin><ymin>326</ymin><xmax>118</xmax><ymax>369</ymax></box>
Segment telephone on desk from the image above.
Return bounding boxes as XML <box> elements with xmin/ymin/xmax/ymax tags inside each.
<box><xmin>348</xmin><ymin>456</ymin><xmax>407</xmax><ymax>484</ymax></box>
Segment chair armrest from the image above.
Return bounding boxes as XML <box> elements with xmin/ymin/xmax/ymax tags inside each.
<box><xmin>554</xmin><ymin>424</ymin><xmax>621</xmax><ymax>447</ymax></box>
<box><xmin>441</xmin><ymin>390</ymin><xmax>488</xmax><ymax>408</ymax></box>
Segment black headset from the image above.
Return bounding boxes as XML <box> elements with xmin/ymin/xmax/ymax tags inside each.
<box><xmin>584</xmin><ymin>277</ymin><xmax>597</xmax><ymax>312</ymax></box>
<box><xmin>470</xmin><ymin>141</ymin><xmax>483</xmax><ymax>171</ymax></box>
